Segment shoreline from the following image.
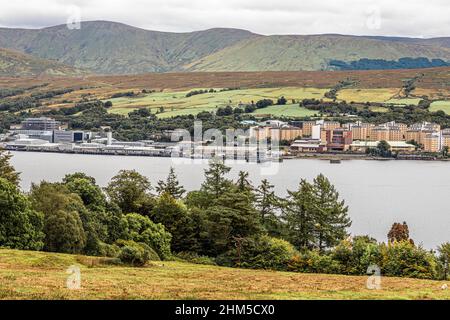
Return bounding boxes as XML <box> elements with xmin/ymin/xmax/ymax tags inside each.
<box><xmin>285</xmin><ymin>152</ymin><xmax>450</xmax><ymax>162</ymax></box>
<box><xmin>6</xmin><ymin>148</ymin><xmax>450</xmax><ymax>162</ymax></box>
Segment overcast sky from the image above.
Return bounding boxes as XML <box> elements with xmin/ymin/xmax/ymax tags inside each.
<box><xmin>0</xmin><ymin>0</ymin><xmax>449</xmax><ymax>38</ymax></box>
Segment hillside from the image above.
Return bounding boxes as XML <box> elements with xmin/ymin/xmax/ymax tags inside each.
<box><xmin>0</xmin><ymin>48</ymin><xmax>86</xmax><ymax>76</ymax></box>
<box><xmin>184</xmin><ymin>35</ymin><xmax>450</xmax><ymax>71</ymax></box>
<box><xmin>0</xmin><ymin>249</ymin><xmax>448</xmax><ymax>300</ymax></box>
<box><xmin>0</xmin><ymin>21</ymin><xmax>450</xmax><ymax>74</ymax></box>
<box><xmin>0</xmin><ymin>21</ymin><xmax>257</xmax><ymax>74</ymax></box>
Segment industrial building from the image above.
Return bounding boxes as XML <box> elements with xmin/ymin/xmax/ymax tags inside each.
<box><xmin>20</xmin><ymin>117</ymin><xmax>60</xmax><ymax>131</ymax></box>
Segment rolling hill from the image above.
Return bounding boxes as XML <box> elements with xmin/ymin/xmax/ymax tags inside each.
<box><xmin>0</xmin><ymin>21</ymin><xmax>450</xmax><ymax>74</ymax></box>
<box><xmin>0</xmin><ymin>48</ymin><xmax>86</xmax><ymax>76</ymax></box>
<box><xmin>184</xmin><ymin>34</ymin><xmax>450</xmax><ymax>71</ymax></box>
<box><xmin>0</xmin><ymin>21</ymin><xmax>257</xmax><ymax>74</ymax></box>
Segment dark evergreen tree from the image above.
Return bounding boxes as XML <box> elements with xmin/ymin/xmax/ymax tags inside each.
<box><xmin>235</xmin><ymin>171</ymin><xmax>254</xmax><ymax>194</ymax></box>
<box><xmin>204</xmin><ymin>189</ymin><xmax>263</xmax><ymax>255</ymax></box>
<box><xmin>151</xmin><ymin>192</ymin><xmax>197</xmax><ymax>252</ymax></box>
<box><xmin>0</xmin><ymin>150</ymin><xmax>20</xmax><ymax>186</ymax></box>
<box><xmin>311</xmin><ymin>174</ymin><xmax>351</xmax><ymax>251</ymax></box>
<box><xmin>201</xmin><ymin>158</ymin><xmax>233</xmax><ymax>198</ymax></box>
<box><xmin>156</xmin><ymin>167</ymin><xmax>185</xmax><ymax>199</ymax></box>
<box><xmin>283</xmin><ymin>179</ymin><xmax>317</xmax><ymax>250</ymax></box>
<box><xmin>256</xmin><ymin>179</ymin><xmax>283</xmax><ymax>236</ymax></box>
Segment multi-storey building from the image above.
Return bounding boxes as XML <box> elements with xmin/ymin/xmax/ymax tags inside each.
<box><xmin>323</xmin><ymin>121</ymin><xmax>341</xmax><ymax>131</ymax></box>
<box><xmin>279</xmin><ymin>127</ymin><xmax>303</xmax><ymax>141</ymax></box>
<box><xmin>410</xmin><ymin>122</ymin><xmax>441</xmax><ymax>132</ymax></box>
<box><xmin>249</xmin><ymin>126</ymin><xmax>272</xmax><ymax>141</ymax></box>
<box><xmin>369</xmin><ymin>127</ymin><xmax>389</xmax><ymax>141</ymax></box>
<box><xmin>388</xmin><ymin>127</ymin><xmax>404</xmax><ymax>141</ymax></box>
<box><xmin>405</xmin><ymin>129</ymin><xmax>425</xmax><ymax>145</ymax></box>
<box><xmin>441</xmin><ymin>129</ymin><xmax>450</xmax><ymax>150</ymax></box>
<box><xmin>291</xmin><ymin>120</ymin><xmax>445</xmax><ymax>153</ymax></box>
<box><xmin>250</xmin><ymin>125</ymin><xmax>302</xmax><ymax>142</ymax></box>
<box><xmin>301</xmin><ymin>121</ymin><xmax>317</xmax><ymax>137</ymax></box>
<box><xmin>344</xmin><ymin>122</ymin><xmax>374</xmax><ymax>141</ymax></box>
<box><xmin>422</xmin><ymin>133</ymin><xmax>441</xmax><ymax>153</ymax></box>
<box><xmin>301</xmin><ymin>120</ymin><xmax>340</xmax><ymax>137</ymax></box>
<box><xmin>20</xmin><ymin>117</ymin><xmax>60</xmax><ymax>131</ymax></box>
<box><xmin>321</xmin><ymin>128</ymin><xmax>353</xmax><ymax>151</ymax></box>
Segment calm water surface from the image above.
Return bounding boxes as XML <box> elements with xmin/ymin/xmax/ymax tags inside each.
<box><xmin>10</xmin><ymin>151</ymin><xmax>450</xmax><ymax>249</ymax></box>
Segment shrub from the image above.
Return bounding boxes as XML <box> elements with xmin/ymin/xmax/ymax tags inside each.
<box><xmin>219</xmin><ymin>235</ymin><xmax>298</xmax><ymax>271</ymax></box>
<box><xmin>255</xmin><ymin>99</ymin><xmax>273</xmax><ymax>109</ymax></box>
<box><xmin>277</xmin><ymin>96</ymin><xmax>287</xmax><ymax>105</ymax></box>
<box><xmin>379</xmin><ymin>241</ymin><xmax>437</xmax><ymax>279</ymax></box>
<box><xmin>98</xmin><ymin>242</ymin><xmax>121</xmax><ymax>258</ymax></box>
<box><xmin>121</xmin><ymin>213</ymin><xmax>172</xmax><ymax>260</ymax></box>
<box><xmin>118</xmin><ymin>244</ymin><xmax>148</xmax><ymax>266</ymax></box>
<box><xmin>244</xmin><ymin>104</ymin><xmax>256</xmax><ymax>113</ymax></box>
<box><xmin>331</xmin><ymin>236</ymin><xmax>381</xmax><ymax>275</ymax></box>
<box><xmin>117</xmin><ymin>240</ymin><xmax>160</xmax><ymax>266</ymax></box>
<box><xmin>175</xmin><ymin>252</ymin><xmax>216</xmax><ymax>266</ymax></box>
<box><xmin>43</xmin><ymin>209</ymin><xmax>86</xmax><ymax>254</ymax></box>
<box><xmin>288</xmin><ymin>250</ymin><xmax>342</xmax><ymax>274</ymax></box>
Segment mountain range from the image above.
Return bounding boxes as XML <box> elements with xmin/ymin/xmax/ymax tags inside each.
<box><xmin>0</xmin><ymin>21</ymin><xmax>450</xmax><ymax>76</ymax></box>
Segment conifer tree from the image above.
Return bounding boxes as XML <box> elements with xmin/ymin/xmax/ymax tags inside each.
<box><xmin>201</xmin><ymin>158</ymin><xmax>232</xmax><ymax>198</ymax></box>
<box><xmin>156</xmin><ymin>167</ymin><xmax>185</xmax><ymax>199</ymax></box>
<box><xmin>311</xmin><ymin>174</ymin><xmax>351</xmax><ymax>251</ymax></box>
<box><xmin>283</xmin><ymin>179</ymin><xmax>317</xmax><ymax>249</ymax></box>
<box><xmin>0</xmin><ymin>150</ymin><xmax>20</xmax><ymax>186</ymax></box>
<box><xmin>255</xmin><ymin>179</ymin><xmax>282</xmax><ymax>236</ymax></box>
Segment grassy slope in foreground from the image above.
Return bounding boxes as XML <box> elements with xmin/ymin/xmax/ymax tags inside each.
<box><xmin>0</xmin><ymin>249</ymin><xmax>449</xmax><ymax>300</ymax></box>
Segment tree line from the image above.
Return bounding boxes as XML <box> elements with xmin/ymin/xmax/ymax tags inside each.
<box><xmin>0</xmin><ymin>150</ymin><xmax>449</xmax><ymax>279</ymax></box>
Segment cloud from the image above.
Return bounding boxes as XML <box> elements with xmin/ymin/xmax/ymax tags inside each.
<box><xmin>0</xmin><ymin>0</ymin><xmax>448</xmax><ymax>38</ymax></box>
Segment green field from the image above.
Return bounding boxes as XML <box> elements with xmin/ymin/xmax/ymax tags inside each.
<box><xmin>251</xmin><ymin>104</ymin><xmax>317</xmax><ymax>117</ymax></box>
<box><xmin>430</xmin><ymin>101</ymin><xmax>450</xmax><ymax>114</ymax></box>
<box><xmin>106</xmin><ymin>87</ymin><xmax>327</xmax><ymax>117</ymax></box>
<box><xmin>385</xmin><ymin>98</ymin><xmax>422</xmax><ymax>106</ymax></box>
<box><xmin>0</xmin><ymin>249</ymin><xmax>448</xmax><ymax>300</ymax></box>
<box><xmin>338</xmin><ymin>88</ymin><xmax>399</xmax><ymax>103</ymax></box>
<box><xmin>369</xmin><ymin>106</ymin><xmax>390</xmax><ymax>113</ymax></box>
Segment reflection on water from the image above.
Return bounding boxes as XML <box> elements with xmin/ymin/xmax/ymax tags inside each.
<box><xmin>10</xmin><ymin>151</ymin><xmax>450</xmax><ymax>249</ymax></box>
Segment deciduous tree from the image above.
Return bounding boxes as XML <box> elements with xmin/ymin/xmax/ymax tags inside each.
<box><xmin>106</xmin><ymin>170</ymin><xmax>153</xmax><ymax>214</ymax></box>
<box><xmin>30</xmin><ymin>182</ymin><xmax>87</xmax><ymax>253</ymax></box>
<box><xmin>0</xmin><ymin>178</ymin><xmax>44</xmax><ymax>250</ymax></box>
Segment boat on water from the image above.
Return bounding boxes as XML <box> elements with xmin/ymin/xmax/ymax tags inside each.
<box><xmin>330</xmin><ymin>159</ymin><xmax>342</xmax><ymax>164</ymax></box>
